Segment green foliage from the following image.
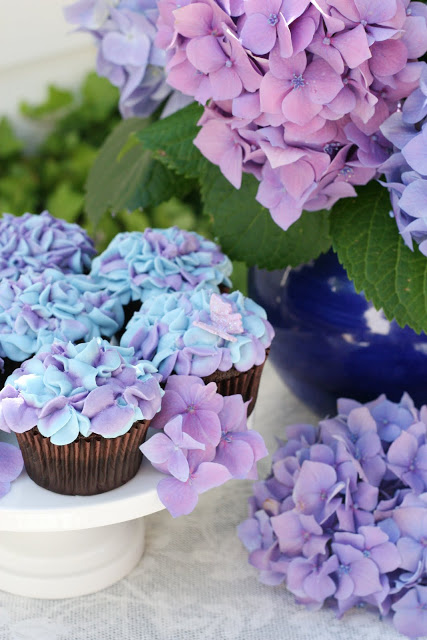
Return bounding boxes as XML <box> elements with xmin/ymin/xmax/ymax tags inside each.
<box><xmin>0</xmin><ymin>118</ymin><xmax>24</xmax><ymax>158</ymax></box>
<box><xmin>330</xmin><ymin>181</ymin><xmax>427</xmax><ymax>333</ymax></box>
<box><xmin>0</xmin><ymin>74</ymin><xmax>216</xmax><ymax>259</ymax></box>
<box><xmin>202</xmin><ymin>166</ymin><xmax>331</xmax><ymax>269</ymax></box>
<box><xmin>136</xmin><ymin>102</ymin><xmax>208</xmax><ymax>179</ymax></box>
<box><xmin>21</xmin><ymin>86</ymin><xmax>74</xmax><ymax>119</ymax></box>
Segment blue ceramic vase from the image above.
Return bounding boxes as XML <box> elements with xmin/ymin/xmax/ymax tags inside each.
<box><xmin>248</xmin><ymin>251</ymin><xmax>427</xmax><ymax>416</ymax></box>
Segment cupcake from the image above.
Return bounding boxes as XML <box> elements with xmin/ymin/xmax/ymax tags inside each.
<box><xmin>0</xmin><ymin>268</ymin><xmax>124</xmax><ymax>388</ymax></box>
<box><xmin>0</xmin><ymin>211</ymin><xmax>95</xmax><ymax>279</ymax></box>
<box><xmin>89</xmin><ymin>227</ymin><xmax>233</xmax><ymax>319</ymax></box>
<box><xmin>0</xmin><ymin>339</ymin><xmax>163</xmax><ymax>495</ymax></box>
<box><xmin>120</xmin><ymin>289</ymin><xmax>274</xmax><ymax>415</ymax></box>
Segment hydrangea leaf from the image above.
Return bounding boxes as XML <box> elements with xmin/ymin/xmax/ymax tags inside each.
<box><xmin>202</xmin><ymin>165</ymin><xmax>331</xmax><ymax>269</ymax></box>
<box><xmin>136</xmin><ymin>102</ymin><xmax>210</xmax><ymax>179</ymax></box>
<box><xmin>85</xmin><ymin>118</ymin><xmax>187</xmax><ymax>224</ymax></box>
<box><xmin>136</xmin><ymin>104</ymin><xmax>331</xmax><ymax>268</ymax></box>
<box><xmin>330</xmin><ymin>181</ymin><xmax>427</xmax><ymax>333</ymax></box>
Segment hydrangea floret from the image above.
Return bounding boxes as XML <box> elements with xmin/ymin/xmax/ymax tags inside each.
<box><xmin>0</xmin><ymin>269</ymin><xmax>124</xmax><ymax>362</ymax></box>
<box><xmin>380</xmin><ymin>64</ymin><xmax>427</xmax><ymax>256</ymax></box>
<box><xmin>155</xmin><ymin>0</ymin><xmax>427</xmax><ymax>230</ymax></box>
<box><xmin>0</xmin><ymin>211</ymin><xmax>95</xmax><ymax>278</ymax></box>
<box><xmin>120</xmin><ymin>288</ymin><xmax>274</xmax><ymax>378</ymax></box>
<box><xmin>238</xmin><ymin>392</ymin><xmax>427</xmax><ymax>639</ymax></box>
<box><xmin>89</xmin><ymin>227</ymin><xmax>233</xmax><ymax>305</ymax></box>
<box><xmin>141</xmin><ymin>374</ymin><xmax>267</xmax><ymax>516</ymax></box>
<box><xmin>64</xmin><ymin>0</ymin><xmax>192</xmax><ymax>118</ymax></box>
<box><xmin>0</xmin><ymin>442</ymin><xmax>23</xmax><ymax>498</ymax></box>
<box><xmin>0</xmin><ymin>338</ymin><xmax>163</xmax><ymax>446</ymax></box>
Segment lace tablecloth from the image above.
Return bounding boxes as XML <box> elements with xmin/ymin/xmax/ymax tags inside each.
<box><xmin>0</xmin><ymin>362</ymin><xmax>402</xmax><ymax>640</ymax></box>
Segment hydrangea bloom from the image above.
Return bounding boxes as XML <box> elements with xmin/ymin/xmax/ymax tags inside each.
<box><xmin>380</xmin><ymin>64</ymin><xmax>427</xmax><ymax>256</ymax></box>
<box><xmin>141</xmin><ymin>374</ymin><xmax>267</xmax><ymax>516</ymax></box>
<box><xmin>0</xmin><ymin>442</ymin><xmax>24</xmax><ymax>498</ymax></box>
<box><xmin>0</xmin><ymin>338</ymin><xmax>163</xmax><ymax>445</ymax></box>
<box><xmin>0</xmin><ymin>269</ymin><xmax>124</xmax><ymax>362</ymax></box>
<box><xmin>64</xmin><ymin>0</ymin><xmax>191</xmax><ymax>117</ymax></box>
<box><xmin>153</xmin><ymin>0</ymin><xmax>427</xmax><ymax>230</ymax></box>
<box><xmin>239</xmin><ymin>392</ymin><xmax>427</xmax><ymax>639</ymax></box>
<box><xmin>0</xmin><ymin>211</ymin><xmax>95</xmax><ymax>278</ymax></box>
<box><xmin>90</xmin><ymin>227</ymin><xmax>233</xmax><ymax>306</ymax></box>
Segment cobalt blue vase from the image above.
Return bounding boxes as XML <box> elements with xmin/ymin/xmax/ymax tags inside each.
<box><xmin>248</xmin><ymin>251</ymin><xmax>427</xmax><ymax>416</ymax></box>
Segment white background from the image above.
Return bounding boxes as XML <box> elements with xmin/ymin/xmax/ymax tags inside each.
<box><xmin>0</xmin><ymin>1</ymin><xmax>95</xmax><ymax>142</ymax></box>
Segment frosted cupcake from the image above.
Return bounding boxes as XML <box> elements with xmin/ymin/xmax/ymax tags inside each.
<box><xmin>0</xmin><ymin>339</ymin><xmax>163</xmax><ymax>495</ymax></box>
<box><xmin>89</xmin><ymin>227</ymin><xmax>233</xmax><ymax>318</ymax></box>
<box><xmin>0</xmin><ymin>268</ymin><xmax>124</xmax><ymax>388</ymax></box>
<box><xmin>0</xmin><ymin>211</ymin><xmax>95</xmax><ymax>279</ymax></box>
<box><xmin>120</xmin><ymin>289</ymin><xmax>274</xmax><ymax>414</ymax></box>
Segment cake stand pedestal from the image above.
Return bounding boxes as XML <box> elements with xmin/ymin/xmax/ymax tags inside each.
<box><xmin>0</xmin><ymin>444</ymin><xmax>165</xmax><ymax>600</ymax></box>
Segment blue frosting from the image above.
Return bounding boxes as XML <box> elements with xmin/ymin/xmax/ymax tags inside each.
<box><xmin>0</xmin><ymin>339</ymin><xmax>163</xmax><ymax>444</ymax></box>
<box><xmin>90</xmin><ymin>227</ymin><xmax>233</xmax><ymax>305</ymax></box>
<box><xmin>120</xmin><ymin>289</ymin><xmax>274</xmax><ymax>378</ymax></box>
<box><xmin>0</xmin><ymin>269</ymin><xmax>124</xmax><ymax>362</ymax></box>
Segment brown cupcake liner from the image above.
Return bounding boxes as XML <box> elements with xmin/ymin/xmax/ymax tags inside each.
<box><xmin>202</xmin><ymin>349</ymin><xmax>269</xmax><ymax>416</ymax></box>
<box><xmin>16</xmin><ymin>419</ymin><xmax>150</xmax><ymax>496</ymax></box>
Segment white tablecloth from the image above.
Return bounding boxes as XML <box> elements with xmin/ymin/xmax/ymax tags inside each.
<box><xmin>0</xmin><ymin>362</ymin><xmax>403</xmax><ymax>640</ymax></box>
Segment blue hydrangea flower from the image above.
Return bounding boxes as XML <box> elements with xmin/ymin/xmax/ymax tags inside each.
<box><xmin>64</xmin><ymin>0</ymin><xmax>189</xmax><ymax>118</ymax></box>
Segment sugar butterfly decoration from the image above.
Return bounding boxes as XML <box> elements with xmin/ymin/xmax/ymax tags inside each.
<box><xmin>193</xmin><ymin>293</ymin><xmax>244</xmax><ymax>342</ymax></box>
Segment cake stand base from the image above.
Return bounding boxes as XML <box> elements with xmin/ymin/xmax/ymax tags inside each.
<box><xmin>0</xmin><ymin>517</ymin><xmax>145</xmax><ymax>599</ymax></box>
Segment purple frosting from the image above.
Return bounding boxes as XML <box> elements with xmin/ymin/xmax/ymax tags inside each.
<box><xmin>0</xmin><ymin>211</ymin><xmax>95</xmax><ymax>278</ymax></box>
<box><xmin>0</xmin><ymin>269</ymin><xmax>124</xmax><ymax>362</ymax></box>
<box><xmin>120</xmin><ymin>289</ymin><xmax>274</xmax><ymax>378</ymax></box>
<box><xmin>90</xmin><ymin>227</ymin><xmax>233</xmax><ymax>305</ymax></box>
<box><xmin>0</xmin><ymin>338</ymin><xmax>163</xmax><ymax>445</ymax></box>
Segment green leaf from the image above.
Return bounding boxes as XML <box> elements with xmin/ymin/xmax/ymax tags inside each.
<box><xmin>81</xmin><ymin>72</ymin><xmax>120</xmax><ymax>121</ymax></box>
<box><xmin>85</xmin><ymin>117</ymin><xmax>194</xmax><ymax>225</ymax></box>
<box><xmin>330</xmin><ymin>181</ymin><xmax>427</xmax><ymax>333</ymax></box>
<box><xmin>46</xmin><ymin>182</ymin><xmax>83</xmax><ymax>223</ymax></box>
<box><xmin>202</xmin><ymin>166</ymin><xmax>331</xmax><ymax>269</ymax></box>
<box><xmin>136</xmin><ymin>102</ymin><xmax>208</xmax><ymax>179</ymax></box>
<box><xmin>0</xmin><ymin>118</ymin><xmax>23</xmax><ymax>158</ymax></box>
<box><xmin>85</xmin><ymin>118</ymin><xmax>152</xmax><ymax>223</ymax></box>
<box><xmin>21</xmin><ymin>86</ymin><xmax>73</xmax><ymax>119</ymax></box>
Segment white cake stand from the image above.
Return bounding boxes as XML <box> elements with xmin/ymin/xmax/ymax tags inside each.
<box><xmin>0</xmin><ymin>433</ymin><xmax>166</xmax><ymax>600</ymax></box>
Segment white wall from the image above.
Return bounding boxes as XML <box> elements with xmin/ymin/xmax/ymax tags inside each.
<box><xmin>0</xmin><ymin>1</ymin><xmax>96</xmax><ymax>143</ymax></box>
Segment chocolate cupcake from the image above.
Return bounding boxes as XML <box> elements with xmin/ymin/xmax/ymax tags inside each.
<box><xmin>0</xmin><ymin>339</ymin><xmax>163</xmax><ymax>495</ymax></box>
<box><xmin>120</xmin><ymin>289</ymin><xmax>274</xmax><ymax>415</ymax></box>
<box><xmin>0</xmin><ymin>210</ymin><xmax>95</xmax><ymax>279</ymax></box>
<box><xmin>89</xmin><ymin>227</ymin><xmax>233</xmax><ymax>321</ymax></box>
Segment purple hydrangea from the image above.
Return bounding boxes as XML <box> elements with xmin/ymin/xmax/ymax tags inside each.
<box><xmin>64</xmin><ymin>0</ymin><xmax>191</xmax><ymax>118</ymax></box>
<box><xmin>380</xmin><ymin>63</ymin><xmax>427</xmax><ymax>256</ymax></box>
<box><xmin>0</xmin><ymin>338</ymin><xmax>163</xmax><ymax>445</ymax></box>
<box><xmin>0</xmin><ymin>211</ymin><xmax>95</xmax><ymax>278</ymax></box>
<box><xmin>0</xmin><ymin>442</ymin><xmax>24</xmax><ymax>498</ymax></box>
<box><xmin>239</xmin><ymin>392</ymin><xmax>427</xmax><ymax>639</ymax></box>
<box><xmin>0</xmin><ymin>269</ymin><xmax>124</xmax><ymax>362</ymax></box>
<box><xmin>141</xmin><ymin>374</ymin><xmax>267</xmax><ymax>516</ymax></box>
<box><xmin>156</xmin><ymin>0</ymin><xmax>427</xmax><ymax>230</ymax></box>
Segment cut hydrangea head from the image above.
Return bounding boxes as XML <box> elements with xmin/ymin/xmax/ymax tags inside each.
<box><xmin>239</xmin><ymin>391</ymin><xmax>427</xmax><ymax>638</ymax></box>
<box><xmin>141</xmin><ymin>374</ymin><xmax>267</xmax><ymax>517</ymax></box>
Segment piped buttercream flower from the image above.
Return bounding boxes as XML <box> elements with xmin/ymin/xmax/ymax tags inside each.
<box><xmin>0</xmin><ymin>339</ymin><xmax>163</xmax><ymax>445</ymax></box>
